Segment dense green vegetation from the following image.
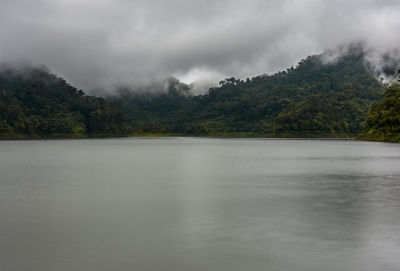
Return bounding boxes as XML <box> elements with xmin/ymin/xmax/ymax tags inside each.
<box><xmin>1</xmin><ymin>48</ymin><xmax>391</xmax><ymax>139</ymax></box>
<box><xmin>108</xmin><ymin>49</ymin><xmax>384</xmax><ymax>137</ymax></box>
<box><xmin>0</xmin><ymin>66</ymin><xmax>130</xmax><ymax>138</ymax></box>
<box><xmin>360</xmin><ymin>83</ymin><xmax>400</xmax><ymax>142</ymax></box>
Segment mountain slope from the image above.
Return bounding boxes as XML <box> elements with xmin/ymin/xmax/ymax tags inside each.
<box><xmin>107</xmin><ymin>49</ymin><xmax>384</xmax><ymax>136</ymax></box>
<box><xmin>0</xmin><ymin>48</ymin><xmax>387</xmax><ymax>138</ymax></box>
<box><xmin>0</xmin><ymin>65</ymin><xmax>130</xmax><ymax>138</ymax></box>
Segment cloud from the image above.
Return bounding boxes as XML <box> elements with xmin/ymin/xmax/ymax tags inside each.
<box><xmin>1</xmin><ymin>0</ymin><xmax>399</xmax><ymax>92</ymax></box>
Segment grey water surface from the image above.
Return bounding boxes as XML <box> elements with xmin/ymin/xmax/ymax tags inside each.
<box><xmin>0</xmin><ymin>138</ymin><xmax>399</xmax><ymax>271</ymax></box>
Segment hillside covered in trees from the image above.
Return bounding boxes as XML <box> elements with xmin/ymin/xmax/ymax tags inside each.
<box><xmin>0</xmin><ymin>48</ymin><xmax>391</xmax><ymax>139</ymax></box>
<box><xmin>107</xmin><ymin>49</ymin><xmax>384</xmax><ymax>137</ymax></box>
<box><xmin>0</xmin><ymin>65</ymin><xmax>130</xmax><ymax>138</ymax></box>
<box><xmin>360</xmin><ymin>83</ymin><xmax>400</xmax><ymax>142</ymax></box>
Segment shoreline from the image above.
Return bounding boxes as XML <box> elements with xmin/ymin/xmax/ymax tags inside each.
<box><xmin>357</xmin><ymin>134</ymin><xmax>400</xmax><ymax>143</ymax></box>
<box><xmin>0</xmin><ymin>133</ymin><xmax>358</xmax><ymax>140</ymax></box>
<box><xmin>1</xmin><ymin>134</ymin><xmax>398</xmax><ymax>143</ymax></box>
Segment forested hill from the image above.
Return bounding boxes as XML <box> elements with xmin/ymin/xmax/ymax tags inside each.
<box><xmin>0</xmin><ymin>49</ymin><xmax>388</xmax><ymax>139</ymax></box>
<box><xmin>108</xmin><ymin>49</ymin><xmax>384</xmax><ymax>136</ymax></box>
<box><xmin>360</xmin><ymin>83</ymin><xmax>400</xmax><ymax>142</ymax></box>
<box><xmin>0</xmin><ymin>66</ymin><xmax>130</xmax><ymax>138</ymax></box>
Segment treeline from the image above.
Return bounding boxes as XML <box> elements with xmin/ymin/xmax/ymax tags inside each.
<box><xmin>1</xmin><ymin>47</ymin><xmax>394</xmax><ymax>139</ymax></box>
<box><xmin>107</xmin><ymin>48</ymin><xmax>384</xmax><ymax>136</ymax></box>
<box><xmin>0</xmin><ymin>66</ymin><xmax>130</xmax><ymax>138</ymax></box>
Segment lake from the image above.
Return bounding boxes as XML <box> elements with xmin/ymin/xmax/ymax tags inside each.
<box><xmin>0</xmin><ymin>138</ymin><xmax>399</xmax><ymax>271</ymax></box>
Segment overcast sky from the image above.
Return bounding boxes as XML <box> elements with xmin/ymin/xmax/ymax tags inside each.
<box><xmin>1</xmin><ymin>0</ymin><xmax>399</xmax><ymax>92</ymax></box>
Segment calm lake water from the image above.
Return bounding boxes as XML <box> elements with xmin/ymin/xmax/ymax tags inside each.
<box><xmin>0</xmin><ymin>138</ymin><xmax>399</xmax><ymax>271</ymax></box>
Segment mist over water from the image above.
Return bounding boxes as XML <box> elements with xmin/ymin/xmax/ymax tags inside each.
<box><xmin>0</xmin><ymin>138</ymin><xmax>399</xmax><ymax>271</ymax></box>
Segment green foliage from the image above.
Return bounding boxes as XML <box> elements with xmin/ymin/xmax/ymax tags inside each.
<box><xmin>0</xmin><ymin>66</ymin><xmax>131</xmax><ymax>138</ymax></box>
<box><xmin>360</xmin><ymin>83</ymin><xmax>400</xmax><ymax>142</ymax></box>
<box><xmin>0</xmin><ymin>48</ymin><xmax>386</xmax><ymax>138</ymax></box>
<box><xmin>107</xmin><ymin>49</ymin><xmax>383</xmax><ymax>136</ymax></box>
